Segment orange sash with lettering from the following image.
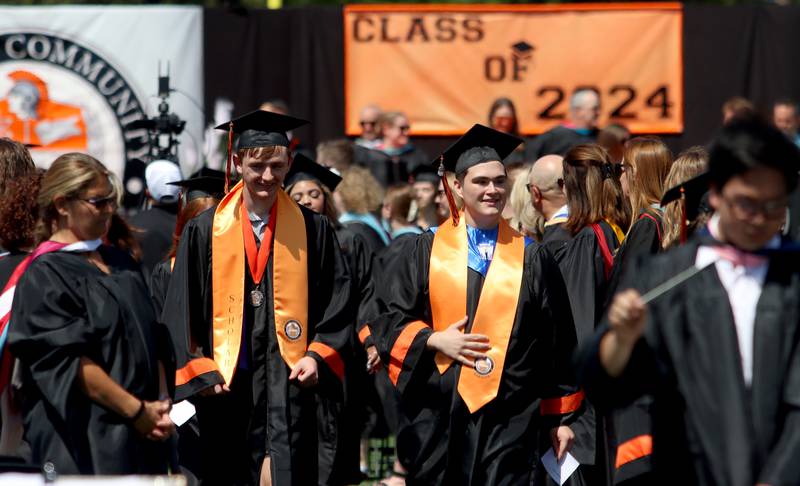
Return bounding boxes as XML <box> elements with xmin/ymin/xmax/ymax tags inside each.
<box><xmin>429</xmin><ymin>214</ymin><xmax>525</xmax><ymax>413</ymax></box>
<box><xmin>211</xmin><ymin>181</ymin><xmax>308</xmax><ymax>384</ymax></box>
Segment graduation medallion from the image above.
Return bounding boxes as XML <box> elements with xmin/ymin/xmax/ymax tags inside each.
<box><xmin>250</xmin><ymin>289</ymin><xmax>265</xmax><ymax>307</ymax></box>
<box><xmin>474</xmin><ymin>357</ymin><xmax>494</xmax><ymax>377</ymax></box>
<box><xmin>284</xmin><ymin>320</ymin><xmax>302</xmax><ymax>341</ymax></box>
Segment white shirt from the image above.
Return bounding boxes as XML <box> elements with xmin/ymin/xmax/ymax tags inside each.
<box><xmin>695</xmin><ymin>215</ymin><xmax>778</xmax><ymax>386</ymax></box>
<box><xmin>248</xmin><ymin>210</ymin><xmax>271</xmax><ymax>243</ymax></box>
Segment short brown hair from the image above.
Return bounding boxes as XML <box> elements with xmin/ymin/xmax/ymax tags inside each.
<box><xmin>563</xmin><ymin>144</ymin><xmax>630</xmax><ymax>236</ymax></box>
<box><xmin>316</xmin><ymin>139</ymin><xmax>354</xmax><ymax>171</ymax></box>
<box><xmin>0</xmin><ymin>138</ymin><xmax>35</xmax><ymax>197</ymax></box>
<box><xmin>384</xmin><ymin>184</ymin><xmax>413</xmax><ymax>223</ymax></box>
<box><xmin>237</xmin><ymin>145</ymin><xmax>288</xmax><ymax>161</ymax></box>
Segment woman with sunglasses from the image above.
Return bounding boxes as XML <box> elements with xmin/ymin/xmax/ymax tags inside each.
<box><xmin>488</xmin><ymin>97</ymin><xmax>525</xmax><ymax>167</ymax></box>
<box><xmin>6</xmin><ymin>153</ymin><xmax>175</xmax><ymax>475</ymax></box>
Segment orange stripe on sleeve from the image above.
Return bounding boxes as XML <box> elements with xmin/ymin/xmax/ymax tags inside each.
<box><xmin>175</xmin><ymin>357</ymin><xmax>220</xmax><ymax>387</ymax></box>
<box><xmin>541</xmin><ymin>390</ymin><xmax>585</xmax><ymax>415</ymax></box>
<box><xmin>615</xmin><ymin>434</ymin><xmax>653</xmax><ymax>468</ymax></box>
<box><xmin>308</xmin><ymin>342</ymin><xmax>345</xmax><ymax>382</ymax></box>
<box><xmin>358</xmin><ymin>325</ymin><xmax>372</xmax><ymax>345</ymax></box>
<box><xmin>388</xmin><ymin>321</ymin><xmax>428</xmax><ymax>386</ymax></box>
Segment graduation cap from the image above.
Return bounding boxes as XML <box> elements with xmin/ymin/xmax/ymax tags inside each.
<box><xmin>215</xmin><ymin>110</ymin><xmax>310</xmax><ymax>193</ymax></box>
<box><xmin>433</xmin><ymin>124</ymin><xmax>523</xmax><ymax>226</ymax></box>
<box><xmin>660</xmin><ymin>171</ymin><xmax>711</xmax><ymax>244</ymax></box>
<box><xmin>168</xmin><ymin>167</ymin><xmax>226</xmax><ymax>201</ymax></box>
<box><xmin>411</xmin><ymin>164</ymin><xmax>439</xmax><ymax>185</ymax></box>
<box><xmin>284</xmin><ymin>153</ymin><xmax>341</xmax><ymax>192</ymax></box>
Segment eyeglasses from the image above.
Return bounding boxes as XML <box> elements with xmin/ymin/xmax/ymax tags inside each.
<box><xmin>722</xmin><ymin>194</ymin><xmax>787</xmax><ymax>220</ymax></box>
<box><xmin>526</xmin><ymin>178</ymin><xmax>564</xmax><ymax>193</ymax></box>
<box><xmin>397</xmin><ymin>125</ymin><xmax>411</xmax><ymax>132</ymax></box>
<box><xmin>77</xmin><ymin>194</ymin><xmax>117</xmax><ymax>210</ymax></box>
<box><xmin>360</xmin><ymin>120</ymin><xmax>377</xmax><ymax>128</ymax></box>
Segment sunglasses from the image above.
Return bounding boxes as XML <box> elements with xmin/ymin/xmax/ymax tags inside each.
<box><xmin>360</xmin><ymin>120</ymin><xmax>377</xmax><ymax>128</ymax></box>
<box><xmin>77</xmin><ymin>194</ymin><xmax>117</xmax><ymax>210</ymax></box>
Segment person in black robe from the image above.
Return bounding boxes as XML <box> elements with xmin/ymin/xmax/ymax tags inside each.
<box><xmin>373</xmin><ymin>125</ymin><xmax>582</xmax><ymax>485</ymax></box>
<box><xmin>580</xmin><ymin>118</ymin><xmax>800</xmax><ymax>486</ymax></box>
<box><xmin>7</xmin><ymin>153</ymin><xmax>175</xmax><ymax>475</ymax></box>
<box><xmin>600</xmin><ymin>138</ymin><xmax>672</xmax><ymax>485</ymax></box>
<box><xmin>129</xmin><ymin>160</ymin><xmax>182</xmax><ymax>277</ymax></box>
<box><xmin>162</xmin><ymin>111</ymin><xmax>352</xmax><ymax>486</ymax></box>
<box><xmin>544</xmin><ymin>144</ymin><xmax>628</xmax><ymax>486</ymax></box>
<box><xmin>524</xmin><ymin>90</ymin><xmax>600</xmax><ymax>162</ymax></box>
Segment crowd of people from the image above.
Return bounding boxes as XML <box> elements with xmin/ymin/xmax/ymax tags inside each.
<box><xmin>0</xmin><ymin>87</ymin><xmax>798</xmax><ymax>486</ymax></box>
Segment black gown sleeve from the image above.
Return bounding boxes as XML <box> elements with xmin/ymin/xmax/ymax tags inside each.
<box><xmin>528</xmin><ymin>244</ymin><xmax>583</xmax><ymax>427</ymax></box>
<box><xmin>7</xmin><ymin>260</ymin><xmax>94</xmax><ymax>422</ymax></box>
<box><xmin>161</xmin><ymin>211</ymin><xmax>224</xmax><ymax>401</ymax></box>
<box><xmin>304</xmin><ymin>214</ymin><xmax>353</xmax><ymax>384</ymax></box>
<box><xmin>351</xmin><ymin>233</ymin><xmax>380</xmax><ymax>349</ymax></box>
<box><xmin>372</xmin><ymin>233</ymin><xmax>434</xmax><ymax>396</ymax></box>
<box><xmin>148</xmin><ymin>259</ymin><xmax>171</xmax><ymax>319</ymax></box>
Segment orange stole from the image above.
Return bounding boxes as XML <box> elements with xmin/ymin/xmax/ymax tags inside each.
<box><xmin>211</xmin><ymin>182</ymin><xmax>308</xmax><ymax>384</ymax></box>
<box><xmin>429</xmin><ymin>215</ymin><xmax>525</xmax><ymax>413</ymax></box>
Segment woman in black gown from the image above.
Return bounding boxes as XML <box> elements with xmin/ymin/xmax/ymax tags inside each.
<box><xmin>7</xmin><ymin>153</ymin><xmax>175</xmax><ymax>475</ymax></box>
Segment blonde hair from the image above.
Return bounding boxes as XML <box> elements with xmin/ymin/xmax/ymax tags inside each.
<box><xmin>661</xmin><ymin>146</ymin><xmax>709</xmax><ymax>249</ymax></box>
<box><xmin>336</xmin><ymin>166</ymin><xmax>384</xmax><ymax>214</ymax></box>
<box><xmin>36</xmin><ymin>153</ymin><xmax>116</xmax><ymax>243</ymax></box>
<box><xmin>508</xmin><ymin>165</ymin><xmax>541</xmax><ymax>239</ymax></box>
<box><xmin>623</xmin><ymin>137</ymin><xmax>673</xmax><ymax>232</ymax></box>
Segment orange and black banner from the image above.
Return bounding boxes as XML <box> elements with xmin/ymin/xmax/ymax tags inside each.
<box><xmin>344</xmin><ymin>3</ymin><xmax>683</xmax><ymax>136</ymax></box>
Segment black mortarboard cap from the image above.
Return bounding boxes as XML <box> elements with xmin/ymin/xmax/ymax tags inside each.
<box><xmin>285</xmin><ymin>153</ymin><xmax>342</xmax><ymax>192</ymax></box>
<box><xmin>215</xmin><ymin>110</ymin><xmax>309</xmax><ymax>149</ymax></box>
<box><xmin>661</xmin><ymin>171</ymin><xmax>710</xmax><ymax>221</ymax></box>
<box><xmin>435</xmin><ymin>124</ymin><xmax>523</xmax><ymax>176</ymax></box>
<box><xmin>411</xmin><ymin>164</ymin><xmax>439</xmax><ymax>185</ymax></box>
<box><xmin>169</xmin><ymin>167</ymin><xmax>226</xmax><ymax>201</ymax></box>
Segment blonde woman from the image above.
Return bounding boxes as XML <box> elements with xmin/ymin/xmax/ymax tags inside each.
<box><xmin>507</xmin><ymin>164</ymin><xmax>541</xmax><ymax>239</ymax></box>
<box><xmin>7</xmin><ymin>153</ymin><xmax>174</xmax><ymax>474</ymax></box>
<box><xmin>335</xmin><ymin>165</ymin><xmax>389</xmax><ymax>251</ymax></box>
<box><xmin>660</xmin><ymin>147</ymin><xmax>709</xmax><ymax>249</ymax></box>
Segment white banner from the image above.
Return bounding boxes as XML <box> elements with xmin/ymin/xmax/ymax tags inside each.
<box><xmin>0</xmin><ymin>6</ymin><xmax>204</xmax><ymax>202</ymax></box>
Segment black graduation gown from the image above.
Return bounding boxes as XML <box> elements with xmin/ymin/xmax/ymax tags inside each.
<box><xmin>373</xmin><ymin>232</ymin><xmax>580</xmax><ymax>485</ymax></box>
<box><xmin>541</xmin><ymin>223</ymin><xmax>572</xmax><ymax>261</ymax></box>
<box><xmin>547</xmin><ymin>222</ymin><xmax>620</xmax><ymax>486</ymax></box>
<box><xmin>129</xmin><ymin>203</ymin><xmax>178</xmax><ymax>277</ymax></box>
<box><xmin>580</xmin><ymin>239</ymin><xmax>800</xmax><ymax>486</ymax></box>
<box><xmin>604</xmin><ymin>211</ymin><xmax>663</xmax><ymax>484</ymax></box>
<box><xmin>162</xmin><ymin>204</ymin><xmax>352</xmax><ymax>486</ymax></box>
<box><xmin>148</xmin><ymin>258</ymin><xmax>171</xmax><ymax>319</ymax></box>
<box><xmin>7</xmin><ymin>245</ymin><xmax>174</xmax><ymax>475</ymax></box>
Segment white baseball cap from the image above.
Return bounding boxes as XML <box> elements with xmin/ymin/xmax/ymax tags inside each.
<box><xmin>144</xmin><ymin>160</ymin><xmax>182</xmax><ymax>203</ymax></box>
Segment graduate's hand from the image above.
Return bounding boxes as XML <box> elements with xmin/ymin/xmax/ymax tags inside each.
<box><xmin>608</xmin><ymin>289</ymin><xmax>647</xmax><ymax>348</ymax></box>
<box><xmin>198</xmin><ymin>383</ymin><xmax>231</xmax><ymax>397</ymax></box>
<box><xmin>146</xmin><ymin>401</ymin><xmax>176</xmax><ymax>442</ymax></box>
<box><xmin>426</xmin><ymin>316</ymin><xmax>491</xmax><ymax>367</ymax></box>
<box><xmin>289</xmin><ymin>356</ymin><xmax>319</xmax><ymax>388</ymax></box>
<box><xmin>365</xmin><ymin>345</ymin><xmax>382</xmax><ymax>374</ymax></box>
<box><xmin>550</xmin><ymin>425</ymin><xmax>575</xmax><ymax>461</ymax></box>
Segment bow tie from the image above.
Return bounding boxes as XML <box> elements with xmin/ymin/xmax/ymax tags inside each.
<box><xmin>712</xmin><ymin>245</ymin><xmax>767</xmax><ymax>269</ymax></box>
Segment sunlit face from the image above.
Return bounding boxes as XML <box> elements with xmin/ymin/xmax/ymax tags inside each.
<box><xmin>491</xmin><ymin>105</ymin><xmax>515</xmax><ymax>133</ymax></box>
<box><xmin>359</xmin><ymin>106</ymin><xmax>381</xmax><ymax>141</ymax></box>
<box><xmin>619</xmin><ymin>158</ymin><xmax>634</xmax><ymax>198</ymax></box>
<box><xmin>709</xmin><ymin>166</ymin><xmax>788</xmax><ymax>251</ymax></box>
<box><xmin>56</xmin><ymin>174</ymin><xmax>116</xmax><ymax>241</ymax></box>
<box><xmin>774</xmin><ymin>104</ymin><xmax>798</xmax><ymax>136</ymax></box>
<box><xmin>413</xmin><ymin>181</ymin><xmax>436</xmax><ymax>209</ymax></box>
<box><xmin>289</xmin><ymin>179</ymin><xmax>325</xmax><ymax>214</ymax></box>
<box><xmin>573</xmin><ymin>92</ymin><xmax>601</xmax><ymax>128</ymax></box>
<box><xmin>383</xmin><ymin>116</ymin><xmax>410</xmax><ymax>148</ymax></box>
<box><xmin>454</xmin><ymin>161</ymin><xmax>507</xmax><ymax>225</ymax></box>
<box><xmin>235</xmin><ymin>149</ymin><xmax>291</xmax><ymax>204</ymax></box>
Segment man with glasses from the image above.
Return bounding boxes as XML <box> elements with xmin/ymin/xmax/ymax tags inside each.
<box><xmin>525</xmin><ymin>89</ymin><xmax>601</xmax><ymax>161</ymax></box>
<box><xmin>580</xmin><ymin>118</ymin><xmax>800</xmax><ymax>486</ymax></box>
<box><xmin>355</xmin><ymin>104</ymin><xmax>382</xmax><ymax>149</ymax></box>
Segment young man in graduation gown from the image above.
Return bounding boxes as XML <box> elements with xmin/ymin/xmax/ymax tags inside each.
<box><xmin>373</xmin><ymin>124</ymin><xmax>583</xmax><ymax>485</ymax></box>
<box><xmin>580</xmin><ymin>118</ymin><xmax>800</xmax><ymax>486</ymax></box>
<box><xmin>162</xmin><ymin>110</ymin><xmax>352</xmax><ymax>486</ymax></box>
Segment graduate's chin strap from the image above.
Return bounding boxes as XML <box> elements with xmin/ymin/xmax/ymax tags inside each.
<box><xmin>438</xmin><ymin>155</ymin><xmax>460</xmax><ymax>227</ymax></box>
<box><xmin>225</xmin><ymin>121</ymin><xmax>234</xmax><ymax>194</ymax></box>
<box><xmin>680</xmin><ymin>186</ymin><xmax>687</xmax><ymax>245</ymax></box>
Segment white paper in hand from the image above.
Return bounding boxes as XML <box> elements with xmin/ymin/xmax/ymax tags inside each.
<box><xmin>169</xmin><ymin>400</ymin><xmax>196</xmax><ymax>427</ymax></box>
<box><xmin>540</xmin><ymin>448</ymin><xmax>580</xmax><ymax>485</ymax></box>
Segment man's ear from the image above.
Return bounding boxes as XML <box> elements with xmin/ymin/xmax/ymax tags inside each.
<box><xmin>452</xmin><ymin>176</ymin><xmax>464</xmax><ymax>201</ymax></box>
<box><xmin>531</xmin><ymin>184</ymin><xmax>542</xmax><ymax>204</ymax></box>
<box><xmin>233</xmin><ymin>153</ymin><xmax>244</xmax><ymax>176</ymax></box>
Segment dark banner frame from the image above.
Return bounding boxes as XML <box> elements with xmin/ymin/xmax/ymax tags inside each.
<box><xmin>204</xmin><ymin>4</ymin><xmax>800</xmax><ymax>157</ymax></box>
